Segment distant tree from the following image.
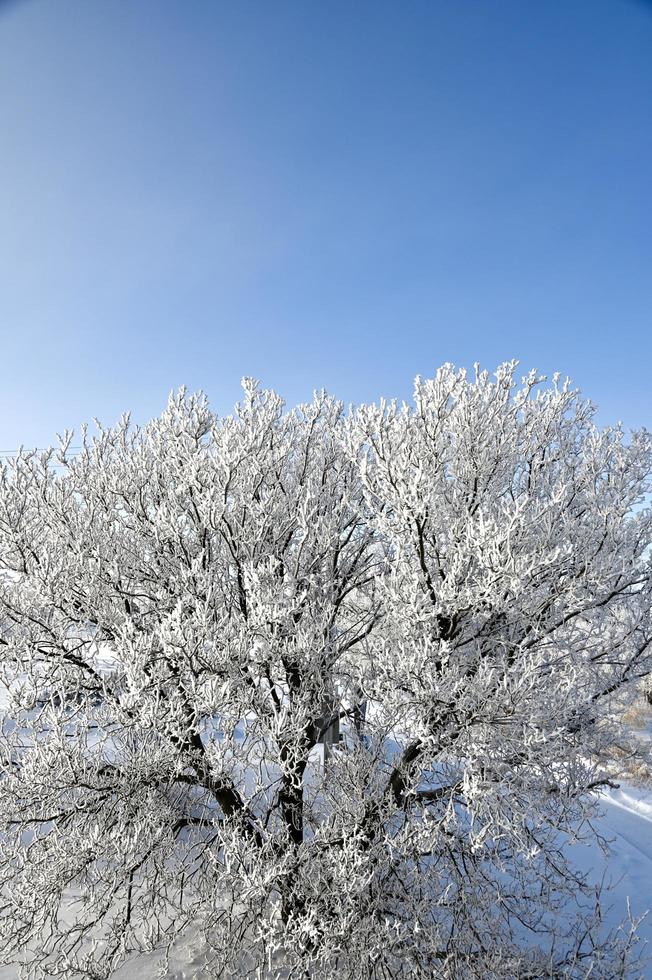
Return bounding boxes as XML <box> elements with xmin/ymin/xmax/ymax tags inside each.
<box><xmin>0</xmin><ymin>365</ymin><xmax>651</xmax><ymax>978</ymax></box>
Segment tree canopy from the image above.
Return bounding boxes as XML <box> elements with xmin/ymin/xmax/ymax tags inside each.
<box><xmin>1</xmin><ymin>364</ymin><xmax>651</xmax><ymax>978</ymax></box>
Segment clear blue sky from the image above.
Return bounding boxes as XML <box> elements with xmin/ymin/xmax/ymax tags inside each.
<box><xmin>1</xmin><ymin>0</ymin><xmax>651</xmax><ymax>448</ymax></box>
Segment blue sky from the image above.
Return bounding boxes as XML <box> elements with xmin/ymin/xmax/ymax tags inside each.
<box><xmin>1</xmin><ymin>0</ymin><xmax>651</xmax><ymax>449</ymax></box>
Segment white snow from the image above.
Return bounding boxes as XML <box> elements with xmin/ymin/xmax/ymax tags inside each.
<box><xmin>0</xmin><ymin>784</ymin><xmax>650</xmax><ymax>978</ymax></box>
<box><xmin>1</xmin><ymin>685</ymin><xmax>651</xmax><ymax>977</ymax></box>
<box><xmin>568</xmin><ymin>785</ymin><xmax>652</xmax><ymax>977</ymax></box>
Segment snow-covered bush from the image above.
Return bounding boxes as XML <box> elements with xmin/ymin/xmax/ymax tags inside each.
<box><xmin>0</xmin><ymin>364</ymin><xmax>651</xmax><ymax>978</ymax></box>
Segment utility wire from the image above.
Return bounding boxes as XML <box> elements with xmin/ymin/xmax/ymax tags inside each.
<box><xmin>0</xmin><ymin>447</ymin><xmax>82</xmax><ymax>456</ymax></box>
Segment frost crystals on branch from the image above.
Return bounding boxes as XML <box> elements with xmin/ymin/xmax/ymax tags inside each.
<box><xmin>0</xmin><ymin>364</ymin><xmax>651</xmax><ymax>978</ymax></box>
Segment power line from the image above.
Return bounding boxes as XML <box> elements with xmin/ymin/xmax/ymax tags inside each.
<box><xmin>0</xmin><ymin>447</ymin><xmax>82</xmax><ymax>456</ymax></box>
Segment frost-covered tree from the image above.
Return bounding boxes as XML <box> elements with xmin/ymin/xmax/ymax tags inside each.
<box><xmin>0</xmin><ymin>364</ymin><xmax>651</xmax><ymax>979</ymax></box>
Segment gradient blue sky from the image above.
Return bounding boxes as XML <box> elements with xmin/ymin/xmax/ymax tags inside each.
<box><xmin>1</xmin><ymin>0</ymin><xmax>651</xmax><ymax>448</ymax></box>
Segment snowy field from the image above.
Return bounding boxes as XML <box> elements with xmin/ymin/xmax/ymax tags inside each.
<box><xmin>1</xmin><ymin>685</ymin><xmax>652</xmax><ymax>978</ymax></box>
<box><xmin>573</xmin><ymin>785</ymin><xmax>652</xmax><ymax>978</ymax></box>
<box><xmin>0</xmin><ymin>784</ymin><xmax>650</xmax><ymax>979</ymax></box>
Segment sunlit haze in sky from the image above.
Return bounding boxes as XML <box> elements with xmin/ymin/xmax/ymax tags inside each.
<box><xmin>0</xmin><ymin>0</ymin><xmax>651</xmax><ymax>449</ymax></box>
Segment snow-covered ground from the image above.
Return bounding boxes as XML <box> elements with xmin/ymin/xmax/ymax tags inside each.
<box><xmin>1</xmin><ymin>670</ymin><xmax>651</xmax><ymax>977</ymax></box>
<box><xmin>0</xmin><ymin>785</ymin><xmax>650</xmax><ymax>978</ymax></box>
<box><xmin>124</xmin><ymin>788</ymin><xmax>652</xmax><ymax>978</ymax></box>
<box><xmin>563</xmin><ymin>784</ymin><xmax>652</xmax><ymax>978</ymax></box>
